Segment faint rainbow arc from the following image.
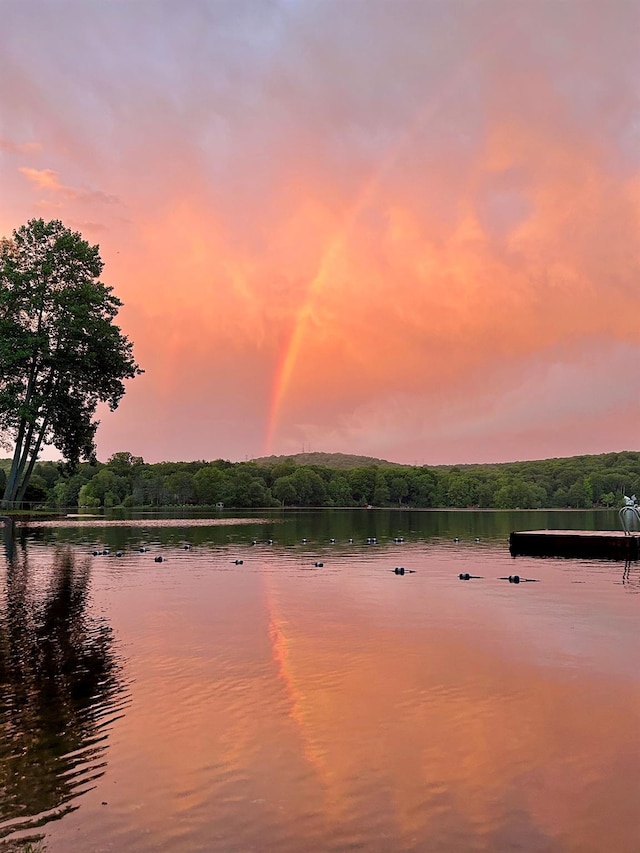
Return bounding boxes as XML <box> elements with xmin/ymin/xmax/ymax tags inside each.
<box><xmin>264</xmin><ymin>182</ymin><xmax>377</xmax><ymax>455</ymax></box>
<box><xmin>264</xmin><ymin>59</ymin><xmax>478</xmax><ymax>455</ymax></box>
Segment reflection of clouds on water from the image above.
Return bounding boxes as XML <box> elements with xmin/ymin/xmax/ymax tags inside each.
<box><xmin>19</xmin><ymin>518</ymin><xmax>275</xmax><ymax>529</ymax></box>
<box><xmin>0</xmin><ymin>542</ymin><xmax>129</xmax><ymax>843</ymax></box>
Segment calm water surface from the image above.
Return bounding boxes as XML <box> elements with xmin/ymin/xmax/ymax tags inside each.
<box><xmin>1</xmin><ymin>510</ymin><xmax>639</xmax><ymax>852</ymax></box>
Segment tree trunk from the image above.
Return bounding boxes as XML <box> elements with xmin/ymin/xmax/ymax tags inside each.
<box><xmin>15</xmin><ymin>414</ymin><xmax>50</xmax><ymax>504</ymax></box>
<box><xmin>2</xmin><ymin>355</ymin><xmax>43</xmax><ymax>506</ymax></box>
<box><xmin>3</xmin><ymin>368</ymin><xmax>55</xmax><ymax>506</ymax></box>
<box><xmin>11</xmin><ymin>414</ymin><xmax>41</xmax><ymax>501</ymax></box>
<box><xmin>2</xmin><ymin>417</ymin><xmax>28</xmax><ymax>507</ymax></box>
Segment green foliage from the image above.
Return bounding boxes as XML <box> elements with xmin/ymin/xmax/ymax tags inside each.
<box><xmin>51</xmin><ymin>471</ymin><xmax>91</xmax><ymax>507</ymax></box>
<box><xmin>447</xmin><ymin>473</ymin><xmax>479</xmax><ymax>507</ymax></box>
<box><xmin>3</xmin><ymin>449</ymin><xmax>640</xmax><ymax>510</ymax></box>
<box><xmin>21</xmin><ymin>473</ymin><xmax>48</xmax><ymax>505</ymax></box>
<box><xmin>493</xmin><ymin>478</ymin><xmax>546</xmax><ymax>509</ymax></box>
<box><xmin>348</xmin><ymin>467</ymin><xmax>378</xmax><ymax>505</ymax></box>
<box><xmin>106</xmin><ymin>451</ymin><xmax>144</xmax><ymax>473</ymax></box>
<box><xmin>408</xmin><ymin>471</ymin><xmax>438</xmax><ymax>507</ymax></box>
<box><xmin>34</xmin><ymin>460</ymin><xmax>60</xmax><ymax>488</ymax></box>
<box><xmin>273</xmin><ymin>474</ymin><xmax>299</xmax><ymax>506</ymax></box>
<box><xmin>291</xmin><ymin>468</ymin><xmax>327</xmax><ymax>506</ymax></box>
<box><xmin>80</xmin><ymin>468</ymin><xmax>127</xmax><ymax>506</ymax></box>
<box><xmin>388</xmin><ymin>474</ymin><xmax>408</xmax><ymax>505</ymax></box>
<box><xmin>193</xmin><ymin>465</ymin><xmax>229</xmax><ymax>505</ymax></box>
<box><xmin>0</xmin><ymin>219</ymin><xmax>141</xmax><ymax>507</ymax></box>
<box><xmin>77</xmin><ymin>484</ymin><xmax>101</xmax><ymax>507</ymax></box>
<box><xmin>372</xmin><ymin>471</ymin><xmax>390</xmax><ymax>505</ymax></box>
<box><xmin>164</xmin><ymin>471</ymin><xmax>194</xmax><ymax>504</ymax></box>
<box><xmin>328</xmin><ymin>475</ymin><xmax>353</xmax><ymax>506</ymax></box>
<box><xmin>254</xmin><ymin>451</ymin><xmax>400</xmax><ymax>470</ymax></box>
<box><xmin>230</xmin><ymin>471</ymin><xmax>271</xmax><ymax>507</ymax></box>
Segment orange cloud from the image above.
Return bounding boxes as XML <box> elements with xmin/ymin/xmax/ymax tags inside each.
<box><xmin>19</xmin><ymin>167</ymin><xmax>119</xmax><ymax>205</ymax></box>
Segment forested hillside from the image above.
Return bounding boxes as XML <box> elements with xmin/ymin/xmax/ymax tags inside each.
<box><xmin>1</xmin><ymin>450</ymin><xmax>639</xmax><ymax>510</ymax></box>
<box><xmin>253</xmin><ymin>452</ymin><xmax>401</xmax><ymax>470</ymax></box>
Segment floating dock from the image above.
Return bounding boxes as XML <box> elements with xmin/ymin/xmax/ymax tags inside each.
<box><xmin>509</xmin><ymin>530</ymin><xmax>639</xmax><ymax>560</ymax></box>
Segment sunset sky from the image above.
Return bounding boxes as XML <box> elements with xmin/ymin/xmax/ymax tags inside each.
<box><xmin>2</xmin><ymin>0</ymin><xmax>640</xmax><ymax>465</ymax></box>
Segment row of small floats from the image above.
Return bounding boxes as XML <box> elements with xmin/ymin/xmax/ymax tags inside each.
<box><xmin>89</xmin><ymin>535</ymin><xmax>482</xmax><ymax>560</ymax></box>
<box><xmin>88</xmin><ymin>540</ymin><xmax>536</xmax><ymax>583</ymax></box>
<box><xmin>249</xmin><ymin>536</ymin><xmax>481</xmax><ymax>545</ymax></box>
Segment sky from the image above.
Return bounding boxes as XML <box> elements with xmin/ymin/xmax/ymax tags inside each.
<box><xmin>1</xmin><ymin>0</ymin><xmax>640</xmax><ymax>466</ymax></box>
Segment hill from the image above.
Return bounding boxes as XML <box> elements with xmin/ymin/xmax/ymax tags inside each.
<box><xmin>252</xmin><ymin>451</ymin><xmax>402</xmax><ymax>470</ymax></box>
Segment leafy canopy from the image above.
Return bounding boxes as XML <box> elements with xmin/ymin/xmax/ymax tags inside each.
<box><xmin>0</xmin><ymin>219</ymin><xmax>142</xmax><ymax>504</ymax></box>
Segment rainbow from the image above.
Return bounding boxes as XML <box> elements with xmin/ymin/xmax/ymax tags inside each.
<box><xmin>264</xmin><ymin>151</ymin><xmax>404</xmax><ymax>455</ymax></box>
<box><xmin>263</xmin><ymin>53</ymin><xmax>481</xmax><ymax>455</ymax></box>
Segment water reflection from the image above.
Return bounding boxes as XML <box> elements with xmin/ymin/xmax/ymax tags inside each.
<box><xmin>2</xmin><ymin>516</ymin><xmax>16</xmax><ymax>567</ymax></box>
<box><xmin>622</xmin><ymin>560</ymin><xmax>640</xmax><ymax>591</ymax></box>
<box><xmin>0</xmin><ymin>538</ymin><xmax>128</xmax><ymax>843</ymax></box>
<box><xmin>1</xmin><ymin>512</ymin><xmax>638</xmax><ymax>852</ymax></box>
<box><xmin>17</xmin><ymin>507</ymin><xmax>622</xmax><ymax>554</ymax></box>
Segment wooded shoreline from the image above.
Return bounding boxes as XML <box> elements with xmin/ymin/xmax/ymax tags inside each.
<box><xmin>1</xmin><ymin>449</ymin><xmax>638</xmax><ymax>512</ymax></box>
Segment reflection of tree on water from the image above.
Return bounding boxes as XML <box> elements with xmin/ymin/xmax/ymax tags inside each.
<box><xmin>0</xmin><ymin>535</ymin><xmax>128</xmax><ymax>843</ymax></box>
<box><xmin>622</xmin><ymin>560</ymin><xmax>640</xmax><ymax>592</ymax></box>
<box><xmin>1</xmin><ymin>515</ymin><xmax>16</xmax><ymax>567</ymax></box>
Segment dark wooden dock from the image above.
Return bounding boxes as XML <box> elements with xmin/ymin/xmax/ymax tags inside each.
<box><xmin>509</xmin><ymin>529</ymin><xmax>639</xmax><ymax>560</ymax></box>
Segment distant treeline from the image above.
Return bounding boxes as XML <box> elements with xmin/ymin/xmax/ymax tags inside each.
<box><xmin>1</xmin><ymin>450</ymin><xmax>640</xmax><ymax>510</ymax></box>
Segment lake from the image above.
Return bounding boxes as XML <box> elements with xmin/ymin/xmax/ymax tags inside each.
<box><xmin>1</xmin><ymin>509</ymin><xmax>639</xmax><ymax>852</ymax></box>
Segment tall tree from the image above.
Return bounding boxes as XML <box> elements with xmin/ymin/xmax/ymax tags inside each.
<box><xmin>0</xmin><ymin>219</ymin><xmax>142</xmax><ymax>507</ymax></box>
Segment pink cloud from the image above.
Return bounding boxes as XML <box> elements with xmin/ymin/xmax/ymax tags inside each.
<box><xmin>0</xmin><ymin>136</ymin><xmax>41</xmax><ymax>154</ymax></box>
